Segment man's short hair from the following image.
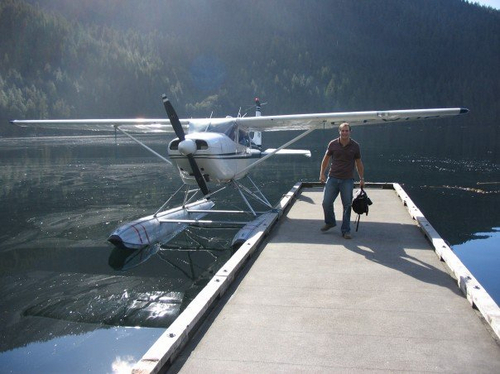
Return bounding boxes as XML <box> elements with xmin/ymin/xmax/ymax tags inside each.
<box><xmin>339</xmin><ymin>122</ymin><xmax>351</xmax><ymax>131</ymax></box>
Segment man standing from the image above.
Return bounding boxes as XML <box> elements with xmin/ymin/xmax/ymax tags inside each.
<box><xmin>319</xmin><ymin>123</ymin><xmax>365</xmax><ymax>239</ymax></box>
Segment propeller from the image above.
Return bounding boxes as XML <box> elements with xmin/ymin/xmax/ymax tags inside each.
<box><xmin>162</xmin><ymin>95</ymin><xmax>210</xmax><ymax>195</ymax></box>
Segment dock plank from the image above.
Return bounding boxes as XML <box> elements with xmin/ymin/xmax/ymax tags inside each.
<box><xmin>166</xmin><ymin>186</ymin><xmax>500</xmax><ymax>373</ymax></box>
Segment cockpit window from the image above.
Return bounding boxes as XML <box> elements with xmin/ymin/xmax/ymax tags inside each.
<box><xmin>210</xmin><ymin>122</ymin><xmax>236</xmax><ymax>141</ymax></box>
<box><xmin>189</xmin><ymin>123</ymin><xmax>209</xmax><ymax>133</ymax></box>
<box><xmin>189</xmin><ymin>121</ymin><xmax>238</xmax><ymax>141</ymax></box>
<box><xmin>239</xmin><ymin>129</ymin><xmax>250</xmax><ymax>146</ymax></box>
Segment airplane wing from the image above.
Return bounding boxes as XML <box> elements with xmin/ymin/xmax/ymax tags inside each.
<box><xmin>9</xmin><ymin>118</ymin><xmax>183</xmax><ymax>133</ymax></box>
<box><xmin>234</xmin><ymin>107</ymin><xmax>469</xmax><ymax>131</ymax></box>
<box><xmin>10</xmin><ymin>107</ymin><xmax>468</xmax><ymax>133</ymax></box>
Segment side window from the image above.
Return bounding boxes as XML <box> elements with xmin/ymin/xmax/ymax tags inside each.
<box><xmin>225</xmin><ymin>124</ymin><xmax>236</xmax><ymax>141</ymax></box>
<box><xmin>239</xmin><ymin>130</ymin><xmax>250</xmax><ymax>146</ymax></box>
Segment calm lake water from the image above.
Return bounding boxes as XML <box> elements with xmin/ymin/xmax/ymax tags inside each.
<box><xmin>0</xmin><ymin>122</ymin><xmax>499</xmax><ymax>372</ymax></box>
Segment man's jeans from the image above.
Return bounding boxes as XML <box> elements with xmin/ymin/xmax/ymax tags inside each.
<box><xmin>322</xmin><ymin>177</ymin><xmax>354</xmax><ymax>234</ymax></box>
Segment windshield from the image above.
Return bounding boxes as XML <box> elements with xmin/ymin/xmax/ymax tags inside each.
<box><xmin>189</xmin><ymin>121</ymin><xmax>238</xmax><ymax>141</ymax></box>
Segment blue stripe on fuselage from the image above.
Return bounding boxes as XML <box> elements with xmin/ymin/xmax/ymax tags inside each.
<box><xmin>169</xmin><ymin>152</ymin><xmax>262</xmax><ymax>160</ymax></box>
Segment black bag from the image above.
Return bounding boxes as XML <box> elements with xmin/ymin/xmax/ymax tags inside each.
<box><xmin>352</xmin><ymin>188</ymin><xmax>373</xmax><ymax>231</ymax></box>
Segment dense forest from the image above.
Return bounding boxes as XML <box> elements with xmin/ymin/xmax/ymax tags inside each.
<box><xmin>0</xmin><ymin>0</ymin><xmax>499</xmax><ymax>136</ymax></box>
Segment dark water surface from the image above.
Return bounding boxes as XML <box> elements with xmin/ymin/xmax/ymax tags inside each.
<box><xmin>0</xmin><ymin>122</ymin><xmax>499</xmax><ymax>372</ymax></box>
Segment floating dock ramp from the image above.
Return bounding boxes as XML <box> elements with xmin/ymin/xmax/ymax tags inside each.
<box><xmin>134</xmin><ymin>183</ymin><xmax>500</xmax><ymax>373</ymax></box>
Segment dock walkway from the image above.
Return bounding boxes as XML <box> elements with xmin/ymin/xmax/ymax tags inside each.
<box><xmin>136</xmin><ymin>184</ymin><xmax>500</xmax><ymax>373</ymax></box>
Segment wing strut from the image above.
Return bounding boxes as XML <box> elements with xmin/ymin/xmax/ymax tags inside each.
<box><xmin>114</xmin><ymin>125</ymin><xmax>172</xmax><ymax>165</ymax></box>
<box><xmin>235</xmin><ymin>128</ymin><xmax>315</xmax><ymax>179</ymax></box>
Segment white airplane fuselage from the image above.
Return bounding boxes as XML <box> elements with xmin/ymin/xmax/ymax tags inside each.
<box><xmin>168</xmin><ymin>120</ymin><xmax>259</xmax><ymax>184</ymax></box>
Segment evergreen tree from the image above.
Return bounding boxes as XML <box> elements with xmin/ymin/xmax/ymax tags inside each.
<box><xmin>1</xmin><ymin>0</ymin><xmax>498</xmax><ymax>136</ymax></box>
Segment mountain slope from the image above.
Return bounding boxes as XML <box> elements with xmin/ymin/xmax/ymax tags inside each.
<box><xmin>1</xmin><ymin>0</ymin><xmax>498</xmax><ymax>135</ymax></box>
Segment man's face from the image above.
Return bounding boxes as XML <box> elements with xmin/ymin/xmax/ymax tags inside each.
<box><xmin>339</xmin><ymin>126</ymin><xmax>351</xmax><ymax>140</ymax></box>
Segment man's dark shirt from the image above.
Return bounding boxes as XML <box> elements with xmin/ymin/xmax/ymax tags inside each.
<box><xmin>326</xmin><ymin>138</ymin><xmax>361</xmax><ymax>179</ymax></box>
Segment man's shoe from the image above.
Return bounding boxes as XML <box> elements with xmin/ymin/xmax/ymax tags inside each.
<box><xmin>321</xmin><ymin>223</ymin><xmax>336</xmax><ymax>232</ymax></box>
<box><xmin>343</xmin><ymin>232</ymin><xmax>352</xmax><ymax>239</ymax></box>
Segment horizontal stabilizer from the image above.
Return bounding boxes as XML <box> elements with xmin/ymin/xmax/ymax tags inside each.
<box><xmin>262</xmin><ymin>148</ymin><xmax>311</xmax><ymax>157</ymax></box>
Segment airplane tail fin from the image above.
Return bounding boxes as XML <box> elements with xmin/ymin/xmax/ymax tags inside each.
<box><xmin>252</xmin><ymin>98</ymin><xmax>262</xmax><ymax>148</ymax></box>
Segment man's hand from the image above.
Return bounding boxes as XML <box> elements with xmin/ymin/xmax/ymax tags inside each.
<box><xmin>319</xmin><ymin>174</ymin><xmax>327</xmax><ymax>183</ymax></box>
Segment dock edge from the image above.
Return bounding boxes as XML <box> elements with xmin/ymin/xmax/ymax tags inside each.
<box><xmin>131</xmin><ymin>182</ymin><xmax>303</xmax><ymax>373</ymax></box>
<box><xmin>392</xmin><ymin>182</ymin><xmax>500</xmax><ymax>340</ymax></box>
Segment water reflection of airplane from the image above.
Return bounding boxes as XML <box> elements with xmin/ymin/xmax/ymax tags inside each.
<box><xmin>10</xmin><ymin>97</ymin><xmax>468</xmax><ymax>251</ymax></box>
<box><xmin>109</xmin><ymin>234</ymin><xmax>226</xmax><ymax>277</ymax></box>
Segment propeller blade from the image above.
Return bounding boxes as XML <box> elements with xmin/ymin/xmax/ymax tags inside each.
<box><xmin>187</xmin><ymin>154</ymin><xmax>210</xmax><ymax>195</ymax></box>
<box><xmin>163</xmin><ymin>95</ymin><xmax>209</xmax><ymax>195</ymax></box>
<box><xmin>162</xmin><ymin>94</ymin><xmax>185</xmax><ymax>141</ymax></box>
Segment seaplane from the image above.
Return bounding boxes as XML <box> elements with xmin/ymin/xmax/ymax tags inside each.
<box><xmin>10</xmin><ymin>96</ymin><xmax>468</xmax><ymax>253</ymax></box>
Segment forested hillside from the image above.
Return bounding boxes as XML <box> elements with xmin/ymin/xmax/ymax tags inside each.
<box><xmin>1</xmin><ymin>0</ymin><xmax>498</xmax><ymax>136</ymax></box>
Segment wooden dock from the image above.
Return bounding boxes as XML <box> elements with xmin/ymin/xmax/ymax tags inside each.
<box><xmin>133</xmin><ymin>183</ymin><xmax>500</xmax><ymax>373</ymax></box>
